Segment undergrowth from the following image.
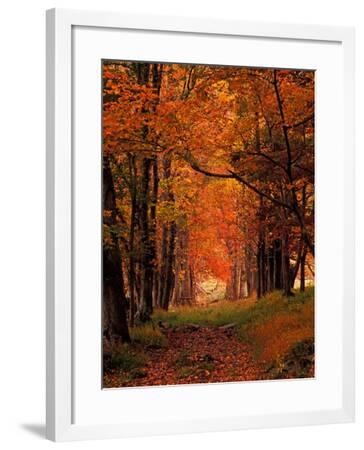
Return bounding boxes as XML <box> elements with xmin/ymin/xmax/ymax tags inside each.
<box><xmin>104</xmin><ymin>324</ymin><xmax>166</xmax><ymax>383</ymax></box>
<box><xmin>104</xmin><ymin>288</ymin><xmax>314</xmax><ymax>385</ymax></box>
<box><xmin>153</xmin><ymin>287</ymin><xmax>314</xmax><ymax>377</ymax></box>
<box><xmin>105</xmin><ymin>344</ymin><xmax>147</xmax><ymax>372</ymax></box>
<box><xmin>130</xmin><ymin>323</ymin><xmax>167</xmax><ymax>349</ymax></box>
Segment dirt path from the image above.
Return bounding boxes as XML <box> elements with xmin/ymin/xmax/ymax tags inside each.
<box><xmin>107</xmin><ymin>325</ymin><xmax>266</xmax><ymax>388</ymax></box>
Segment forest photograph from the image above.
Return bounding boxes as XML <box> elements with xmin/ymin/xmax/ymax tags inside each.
<box><xmin>102</xmin><ymin>61</ymin><xmax>315</xmax><ymax>388</ymax></box>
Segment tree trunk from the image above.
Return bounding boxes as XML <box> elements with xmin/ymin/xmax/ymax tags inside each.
<box><xmin>300</xmin><ymin>246</ymin><xmax>307</xmax><ymax>292</ymax></box>
<box><xmin>256</xmin><ymin>240</ymin><xmax>267</xmax><ymax>299</ymax></box>
<box><xmin>127</xmin><ymin>154</ymin><xmax>137</xmax><ymax>327</ymax></box>
<box><xmin>256</xmin><ymin>196</ymin><xmax>267</xmax><ymax>299</ymax></box>
<box><xmin>161</xmin><ymin>222</ymin><xmax>177</xmax><ymax>310</ymax></box>
<box><xmin>239</xmin><ymin>259</ymin><xmax>246</xmax><ymax>298</ymax></box>
<box><xmin>103</xmin><ymin>157</ymin><xmax>130</xmax><ymax>342</ymax></box>
<box><xmin>158</xmin><ymin>223</ymin><xmax>168</xmax><ymax>308</ymax></box>
<box><xmin>245</xmin><ymin>245</ymin><xmax>254</xmax><ymax>297</ymax></box>
<box><xmin>227</xmin><ymin>260</ymin><xmax>241</xmax><ymax>301</ymax></box>
<box><xmin>135</xmin><ymin>61</ymin><xmax>161</xmax><ymax>321</ymax></box>
<box><xmin>150</xmin><ymin>156</ymin><xmax>159</xmax><ymax>307</ymax></box>
<box><xmin>267</xmin><ymin>246</ymin><xmax>274</xmax><ymax>292</ymax></box>
<box><xmin>290</xmin><ymin>237</ymin><xmax>303</xmax><ymax>288</ymax></box>
<box><xmin>138</xmin><ymin>157</ymin><xmax>154</xmax><ymax>321</ymax></box>
<box><xmin>256</xmin><ymin>246</ymin><xmax>262</xmax><ymax>299</ymax></box>
<box><xmin>174</xmin><ymin>228</ymin><xmax>195</xmax><ymax>306</ymax></box>
<box><xmin>273</xmin><ymin>240</ymin><xmax>282</xmax><ymax>290</ymax></box>
<box><xmin>281</xmin><ymin>233</ymin><xmax>294</xmax><ymax>297</ymax></box>
<box><xmin>157</xmin><ymin>155</ymin><xmax>176</xmax><ymax>310</ymax></box>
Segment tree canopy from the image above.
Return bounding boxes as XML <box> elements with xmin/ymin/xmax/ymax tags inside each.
<box><xmin>102</xmin><ymin>61</ymin><xmax>315</xmax><ymax>339</ymax></box>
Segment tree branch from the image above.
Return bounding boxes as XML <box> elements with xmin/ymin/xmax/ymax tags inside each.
<box><xmin>185</xmin><ymin>150</ymin><xmax>315</xmax><ymax>255</ymax></box>
<box><xmin>115</xmin><ymin>137</ymin><xmax>167</xmax><ymax>152</ymax></box>
<box><xmin>287</xmin><ymin>114</ymin><xmax>314</xmax><ymax>129</ymax></box>
<box><xmin>245</xmin><ymin>151</ymin><xmax>288</xmax><ymax>175</ymax></box>
<box><xmin>227</xmin><ymin>170</ymin><xmax>295</xmax><ymax>211</ymax></box>
<box><xmin>187</xmin><ymin>159</ymin><xmax>235</xmax><ymax>180</ymax></box>
<box><xmin>184</xmin><ymin>150</ymin><xmax>294</xmax><ymax>212</ymax></box>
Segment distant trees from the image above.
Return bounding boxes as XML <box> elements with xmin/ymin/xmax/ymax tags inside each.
<box><xmin>102</xmin><ymin>62</ymin><xmax>315</xmax><ymax>341</ymax></box>
<box><xmin>185</xmin><ymin>68</ymin><xmax>314</xmax><ymax>298</ymax></box>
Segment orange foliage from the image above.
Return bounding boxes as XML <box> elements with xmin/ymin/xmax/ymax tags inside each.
<box><xmin>246</xmin><ymin>302</ymin><xmax>314</xmax><ymax>364</ymax></box>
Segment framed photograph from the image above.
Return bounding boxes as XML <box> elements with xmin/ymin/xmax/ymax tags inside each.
<box><xmin>46</xmin><ymin>8</ymin><xmax>355</xmax><ymax>441</ymax></box>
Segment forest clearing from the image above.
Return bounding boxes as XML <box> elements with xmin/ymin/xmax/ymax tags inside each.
<box><xmin>102</xmin><ymin>61</ymin><xmax>315</xmax><ymax>387</ymax></box>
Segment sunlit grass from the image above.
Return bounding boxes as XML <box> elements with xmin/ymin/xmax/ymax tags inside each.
<box><xmin>245</xmin><ymin>299</ymin><xmax>314</xmax><ymax>362</ymax></box>
<box><xmin>153</xmin><ymin>297</ymin><xmax>256</xmax><ymax>327</ymax></box>
<box><xmin>153</xmin><ymin>287</ymin><xmax>314</xmax><ymax>331</ymax></box>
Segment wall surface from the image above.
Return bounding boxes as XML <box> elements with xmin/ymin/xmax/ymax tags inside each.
<box><xmin>0</xmin><ymin>0</ymin><xmax>362</xmax><ymax>448</ymax></box>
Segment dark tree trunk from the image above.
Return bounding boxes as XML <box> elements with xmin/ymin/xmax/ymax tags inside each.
<box><xmin>150</xmin><ymin>156</ymin><xmax>159</xmax><ymax>307</ymax></box>
<box><xmin>134</xmin><ymin>62</ymin><xmax>154</xmax><ymax>321</ymax></box>
<box><xmin>256</xmin><ymin>246</ymin><xmax>262</xmax><ymax>299</ymax></box>
<box><xmin>149</xmin><ymin>65</ymin><xmax>163</xmax><ymax>308</ymax></box>
<box><xmin>157</xmin><ymin>155</ymin><xmax>176</xmax><ymax>310</ymax></box>
<box><xmin>290</xmin><ymin>237</ymin><xmax>303</xmax><ymax>289</ymax></box>
<box><xmin>138</xmin><ymin>157</ymin><xmax>154</xmax><ymax>321</ymax></box>
<box><xmin>273</xmin><ymin>70</ymin><xmax>315</xmax><ymax>257</ymax></box>
<box><xmin>161</xmin><ymin>222</ymin><xmax>177</xmax><ymax>310</ymax></box>
<box><xmin>227</xmin><ymin>262</ymin><xmax>238</xmax><ymax>301</ymax></box>
<box><xmin>256</xmin><ymin>240</ymin><xmax>267</xmax><ymax>299</ymax></box>
<box><xmin>256</xmin><ymin>195</ymin><xmax>267</xmax><ymax>299</ymax></box>
<box><xmin>127</xmin><ymin>154</ymin><xmax>138</xmax><ymax>327</ymax></box>
<box><xmin>273</xmin><ymin>239</ymin><xmax>282</xmax><ymax>290</ymax></box>
<box><xmin>245</xmin><ymin>245</ymin><xmax>254</xmax><ymax>297</ymax></box>
<box><xmin>226</xmin><ymin>243</ymin><xmax>240</xmax><ymax>301</ymax></box>
<box><xmin>174</xmin><ymin>228</ymin><xmax>195</xmax><ymax>306</ymax></box>
<box><xmin>300</xmin><ymin>246</ymin><xmax>307</xmax><ymax>292</ymax></box>
<box><xmin>236</xmin><ymin>262</ymin><xmax>242</xmax><ymax>300</ymax></box>
<box><xmin>246</xmin><ymin>262</ymin><xmax>251</xmax><ymax>297</ymax></box>
<box><xmin>103</xmin><ymin>157</ymin><xmax>130</xmax><ymax>342</ymax></box>
<box><xmin>239</xmin><ymin>260</ymin><xmax>246</xmax><ymax>298</ymax></box>
<box><xmin>158</xmin><ymin>223</ymin><xmax>168</xmax><ymax>308</ymax></box>
<box><xmin>268</xmin><ymin>247</ymin><xmax>274</xmax><ymax>292</ymax></box>
<box><xmin>281</xmin><ymin>234</ymin><xmax>294</xmax><ymax>297</ymax></box>
<box><xmin>299</xmin><ymin>185</ymin><xmax>308</xmax><ymax>292</ymax></box>
<box><xmin>135</xmin><ymin>62</ymin><xmax>163</xmax><ymax>318</ymax></box>
<box><xmin>262</xmin><ymin>239</ymin><xmax>267</xmax><ymax>295</ymax></box>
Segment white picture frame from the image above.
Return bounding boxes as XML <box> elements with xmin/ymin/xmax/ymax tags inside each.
<box><xmin>46</xmin><ymin>8</ymin><xmax>355</xmax><ymax>442</ymax></box>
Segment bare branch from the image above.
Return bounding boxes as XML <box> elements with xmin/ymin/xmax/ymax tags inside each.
<box><xmin>287</xmin><ymin>114</ymin><xmax>314</xmax><ymax>129</ymax></box>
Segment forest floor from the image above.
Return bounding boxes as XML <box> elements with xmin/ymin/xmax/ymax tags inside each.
<box><xmin>103</xmin><ymin>288</ymin><xmax>315</xmax><ymax>388</ymax></box>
